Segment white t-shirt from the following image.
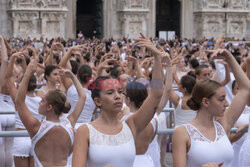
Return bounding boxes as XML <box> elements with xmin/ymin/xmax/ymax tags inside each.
<box><xmin>66</xmin><ymin>85</ymin><xmax>96</xmax><ymax>123</ymax></box>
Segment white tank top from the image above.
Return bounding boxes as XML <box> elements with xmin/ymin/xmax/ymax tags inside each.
<box><xmin>184</xmin><ymin>121</ymin><xmax>234</xmax><ymax>167</ymax></box>
<box><xmin>66</xmin><ymin>85</ymin><xmax>95</xmax><ymax>123</ymax></box>
<box><xmin>15</xmin><ymin>95</ymin><xmax>43</xmax><ymax>129</ymax></box>
<box><xmin>31</xmin><ymin>118</ymin><xmax>74</xmax><ymax>167</ymax></box>
<box><xmin>175</xmin><ymin>99</ymin><xmax>197</xmax><ymax>127</ymax></box>
<box><xmin>86</xmin><ymin>122</ymin><xmax>136</xmax><ymax>167</ymax></box>
<box><xmin>0</xmin><ymin>93</ymin><xmax>15</xmax><ymax>111</ymax></box>
<box><xmin>0</xmin><ymin>94</ymin><xmax>15</xmax><ymax>127</ymax></box>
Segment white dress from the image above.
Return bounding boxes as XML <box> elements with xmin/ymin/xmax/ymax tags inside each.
<box><xmin>184</xmin><ymin>121</ymin><xmax>234</xmax><ymax>167</ymax></box>
<box><xmin>31</xmin><ymin>118</ymin><xmax>74</xmax><ymax>167</ymax></box>
<box><xmin>239</xmin><ymin>114</ymin><xmax>250</xmax><ymax>167</ymax></box>
<box><xmin>13</xmin><ymin>95</ymin><xmax>43</xmax><ymax>157</ymax></box>
<box><xmin>175</xmin><ymin>99</ymin><xmax>196</xmax><ymax>127</ymax></box>
<box><xmin>121</xmin><ymin>113</ymin><xmax>156</xmax><ymax>167</ymax></box>
<box><xmin>65</xmin><ymin>85</ymin><xmax>95</xmax><ymax>128</ymax></box>
<box><xmin>86</xmin><ymin>122</ymin><xmax>136</xmax><ymax>167</ymax></box>
<box><xmin>230</xmin><ymin>108</ymin><xmax>250</xmax><ymax>167</ymax></box>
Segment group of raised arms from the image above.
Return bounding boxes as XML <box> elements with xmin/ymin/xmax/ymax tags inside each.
<box><xmin>0</xmin><ymin>33</ymin><xmax>250</xmax><ymax>167</ymax></box>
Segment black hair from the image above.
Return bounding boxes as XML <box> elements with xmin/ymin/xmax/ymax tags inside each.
<box><xmin>70</xmin><ymin>60</ymin><xmax>79</xmax><ymax>75</ymax></box>
<box><xmin>189</xmin><ymin>58</ymin><xmax>199</xmax><ymax>69</ymax></box>
<box><xmin>232</xmin><ymin>80</ymin><xmax>237</xmax><ymax>91</ymax></box>
<box><xmin>44</xmin><ymin>65</ymin><xmax>59</xmax><ymax>81</ymax></box>
<box><xmin>110</xmin><ymin>64</ymin><xmax>124</xmax><ymax>79</ymax></box>
<box><xmin>195</xmin><ymin>64</ymin><xmax>209</xmax><ymax>76</ymax></box>
<box><xmin>126</xmin><ymin>81</ymin><xmax>148</xmax><ymax>109</ymax></box>
<box><xmin>77</xmin><ymin>64</ymin><xmax>92</xmax><ymax>84</ymax></box>
<box><xmin>187</xmin><ymin>71</ymin><xmax>196</xmax><ymax>79</ymax></box>
<box><xmin>89</xmin><ymin>76</ymin><xmax>111</xmax><ymax>100</ymax></box>
<box><xmin>180</xmin><ymin>75</ymin><xmax>196</xmax><ymax>94</ymax></box>
<box><xmin>27</xmin><ymin>74</ymin><xmax>37</xmax><ymax>92</ymax></box>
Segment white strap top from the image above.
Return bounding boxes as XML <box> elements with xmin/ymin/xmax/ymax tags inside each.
<box><xmin>86</xmin><ymin>122</ymin><xmax>136</xmax><ymax>167</ymax></box>
<box><xmin>66</xmin><ymin>85</ymin><xmax>95</xmax><ymax>123</ymax></box>
<box><xmin>15</xmin><ymin>95</ymin><xmax>42</xmax><ymax>129</ymax></box>
<box><xmin>175</xmin><ymin>99</ymin><xmax>197</xmax><ymax>127</ymax></box>
<box><xmin>184</xmin><ymin>121</ymin><xmax>234</xmax><ymax>167</ymax></box>
<box><xmin>31</xmin><ymin>118</ymin><xmax>74</xmax><ymax>167</ymax></box>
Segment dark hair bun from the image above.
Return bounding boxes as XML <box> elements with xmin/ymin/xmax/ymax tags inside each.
<box><xmin>62</xmin><ymin>102</ymin><xmax>71</xmax><ymax>113</ymax></box>
<box><xmin>186</xmin><ymin>98</ymin><xmax>200</xmax><ymax>110</ymax></box>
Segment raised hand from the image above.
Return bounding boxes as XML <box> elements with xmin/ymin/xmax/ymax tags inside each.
<box><xmin>59</xmin><ymin>68</ymin><xmax>74</xmax><ymax>78</ymax></box>
<box><xmin>202</xmin><ymin>162</ymin><xmax>224</xmax><ymax>167</ymax></box>
<box><xmin>26</xmin><ymin>58</ymin><xmax>38</xmax><ymax>74</ymax></box>
<box><xmin>0</xmin><ymin>35</ymin><xmax>8</xmax><ymax>61</ymax></box>
<box><xmin>135</xmin><ymin>33</ymin><xmax>162</xmax><ymax>57</ymax></box>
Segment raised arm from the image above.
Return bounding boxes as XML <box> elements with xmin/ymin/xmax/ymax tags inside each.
<box><xmin>59</xmin><ymin>45</ymin><xmax>83</xmax><ymax>90</ymax></box>
<box><xmin>127</xmin><ymin>34</ymin><xmax>163</xmax><ymax>136</ymax></box>
<box><xmin>218</xmin><ymin>61</ymin><xmax>230</xmax><ymax>86</ymax></box>
<box><xmin>60</xmin><ymin>69</ymin><xmax>86</xmax><ymax>128</ymax></box>
<box><xmin>156</xmin><ymin>53</ymin><xmax>172</xmax><ymax>115</ymax></box>
<box><xmin>214</xmin><ymin>50</ymin><xmax>250</xmax><ymax>133</ymax></box>
<box><xmin>15</xmin><ymin>59</ymin><xmax>41</xmax><ymax>138</ymax></box>
<box><xmin>0</xmin><ymin>36</ymin><xmax>8</xmax><ymax>88</ymax></box>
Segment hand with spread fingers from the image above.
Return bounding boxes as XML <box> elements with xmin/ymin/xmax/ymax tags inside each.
<box><xmin>135</xmin><ymin>33</ymin><xmax>162</xmax><ymax>57</ymax></box>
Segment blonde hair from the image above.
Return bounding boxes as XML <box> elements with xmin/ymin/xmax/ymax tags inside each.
<box><xmin>45</xmin><ymin>90</ymin><xmax>71</xmax><ymax>115</ymax></box>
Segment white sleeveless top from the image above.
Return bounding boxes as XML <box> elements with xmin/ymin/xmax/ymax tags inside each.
<box><xmin>66</xmin><ymin>85</ymin><xmax>95</xmax><ymax>123</ymax></box>
<box><xmin>184</xmin><ymin>121</ymin><xmax>234</xmax><ymax>167</ymax></box>
<box><xmin>175</xmin><ymin>99</ymin><xmax>196</xmax><ymax>127</ymax></box>
<box><xmin>86</xmin><ymin>122</ymin><xmax>136</xmax><ymax>167</ymax></box>
<box><xmin>31</xmin><ymin>118</ymin><xmax>74</xmax><ymax>167</ymax></box>
<box><xmin>239</xmin><ymin>114</ymin><xmax>250</xmax><ymax>167</ymax></box>
<box><xmin>15</xmin><ymin>95</ymin><xmax>43</xmax><ymax>129</ymax></box>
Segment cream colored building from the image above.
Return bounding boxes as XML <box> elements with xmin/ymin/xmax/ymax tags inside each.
<box><xmin>0</xmin><ymin>0</ymin><xmax>249</xmax><ymax>39</ymax></box>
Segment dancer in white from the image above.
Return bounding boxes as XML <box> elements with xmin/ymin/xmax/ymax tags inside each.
<box><xmin>172</xmin><ymin>49</ymin><xmax>250</xmax><ymax>167</ymax></box>
<box><xmin>239</xmin><ymin>56</ymin><xmax>250</xmax><ymax>167</ymax></box>
<box><xmin>228</xmin><ymin>80</ymin><xmax>250</xmax><ymax>167</ymax></box>
<box><xmin>59</xmin><ymin>45</ymin><xmax>96</xmax><ymax>126</ymax></box>
<box><xmin>15</xmin><ymin>58</ymin><xmax>86</xmax><ymax>167</ymax></box>
<box><xmin>72</xmin><ymin>34</ymin><xmax>163</xmax><ymax>167</ymax></box>
<box><xmin>0</xmin><ymin>36</ymin><xmax>15</xmax><ymax>167</ymax></box>
<box><xmin>6</xmin><ymin>46</ymin><xmax>43</xmax><ymax>167</ymax></box>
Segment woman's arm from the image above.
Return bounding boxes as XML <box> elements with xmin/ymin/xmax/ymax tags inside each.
<box><xmin>15</xmin><ymin>59</ymin><xmax>41</xmax><ymax>138</ymax></box>
<box><xmin>72</xmin><ymin>125</ymin><xmax>89</xmax><ymax>167</ymax></box>
<box><xmin>59</xmin><ymin>45</ymin><xmax>83</xmax><ymax>90</ymax></box>
<box><xmin>127</xmin><ymin>34</ymin><xmax>163</xmax><ymax>136</ymax></box>
<box><xmin>172</xmin><ymin>126</ymin><xmax>189</xmax><ymax>167</ymax></box>
<box><xmin>0</xmin><ymin>36</ymin><xmax>8</xmax><ymax>88</ymax></box>
<box><xmin>218</xmin><ymin>61</ymin><xmax>231</xmax><ymax>86</ymax></box>
<box><xmin>156</xmin><ymin>53</ymin><xmax>172</xmax><ymax>115</ymax></box>
<box><xmin>61</xmin><ymin>69</ymin><xmax>86</xmax><ymax>128</ymax></box>
<box><xmin>215</xmin><ymin>50</ymin><xmax>250</xmax><ymax>133</ymax></box>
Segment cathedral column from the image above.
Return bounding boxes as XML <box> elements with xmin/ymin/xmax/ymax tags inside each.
<box><xmin>180</xmin><ymin>0</ymin><xmax>194</xmax><ymax>38</ymax></box>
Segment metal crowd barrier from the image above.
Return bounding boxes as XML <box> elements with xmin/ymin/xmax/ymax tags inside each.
<box><xmin>0</xmin><ymin>128</ymin><xmax>247</xmax><ymax>137</ymax></box>
<box><xmin>0</xmin><ymin>111</ymin><xmax>15</xmax><ymax>114</ymax></box>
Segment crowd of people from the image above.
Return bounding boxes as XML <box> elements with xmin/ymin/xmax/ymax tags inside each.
<box><xmin>0</xmin><ymin>33</ymin><xmax>250</xmax><ymax>167</ymax></box>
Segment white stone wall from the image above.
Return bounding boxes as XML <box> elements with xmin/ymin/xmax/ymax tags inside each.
<box><xmin>7</xmin><ymin>0</ymin><xmax>68</xmax><ymax>39</ymax></box>
<box><xmin>0</xmin><ymin>0</ymin><xmax>9</xmax><ymax>37</ymax></box>
<box><xmin>193</xmin><ymin>0</ymin><xmax>250</xmax><ymax>39</ymax></box>
<box><xmin>0</xmin><ymin>0</ymin><xmax>249</xmax><ymax>39</ymax></box>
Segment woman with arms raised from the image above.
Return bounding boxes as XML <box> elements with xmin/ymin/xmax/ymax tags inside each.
<box><xmin>72</xmin><ymin>34</ymin><xmax>163</xmax><ymax>167</ymax></box>
<box><xmin>15</xmin><ymin>58</ymin><xmax>86</xmax><ymax>167</ymax></box>
<box><xmin>172</xmin><ymin>49</ymin><xmax>250</xmax><ymax>167</ymax></box>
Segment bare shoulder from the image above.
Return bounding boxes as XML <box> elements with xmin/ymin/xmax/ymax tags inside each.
<box><xmin>76</xmin><ymin>124</ymin><xmax>89</xmax><ymax>135</ymax></box>
<box><xmin>173</xmin><ymin>126</ymin><xmax>189</xmax><ymax>142</ymax></box>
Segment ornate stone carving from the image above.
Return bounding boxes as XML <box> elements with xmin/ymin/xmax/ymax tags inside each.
<box><xmin>131</xmin><ymin>0</ymin><xmax>142</xmax><ymax>7</ymax></box>
<box><xmin>8</xmin><ymin>0</ymin><xmax>67</xmax><ymax>38</ymax></box>
<box><xmin>129</xmin><ymin>22</ymin><xmax>142</xmax><ymax>37</ymax></box>
<box><xmin>229</xmin><ymin>21</ymin><xmax>243</xmax><ymax>34</ymax></box>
